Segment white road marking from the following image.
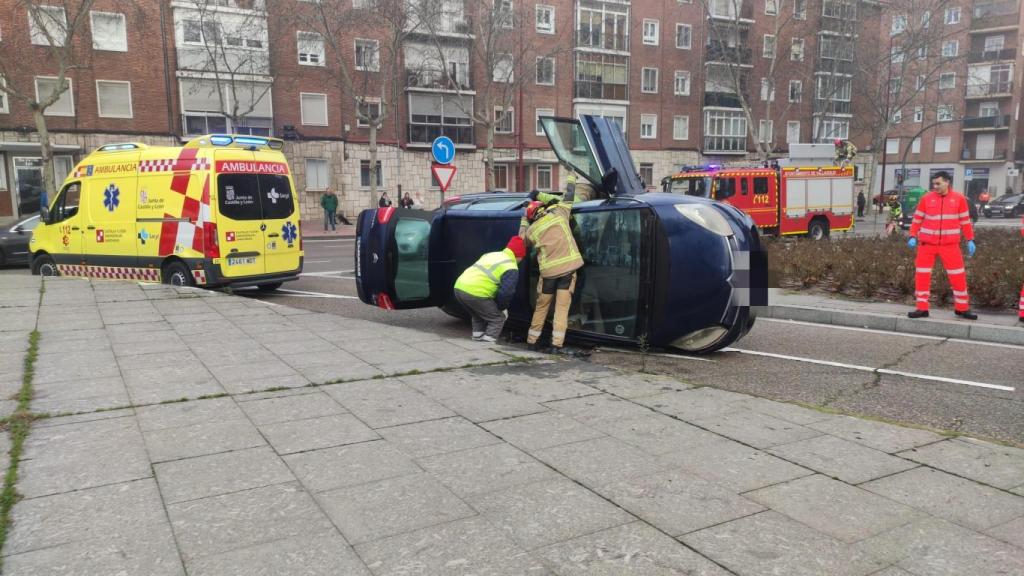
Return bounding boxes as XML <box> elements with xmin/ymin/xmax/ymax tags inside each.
<box><xmin>276</xmin><ymin>288</ymin><xmax>359</xmax><ymax>300</ymax></box>
<box><xmin>303</xmin><ymin>239</ymin><xmax>355</xmax><ymax>244</ymax></box>
<box><xmin>761</xmin><ymin>318</ymin><xmax>945</xmax><ymax>341</ymax></box>
<box><xmin>721</xmin><ymin>347</ymin><xmax>1015</xmax><ymax>392</ymax></box>
<box><xmin>301</xmin><ymin>269</ymin><xmax>354</xmax><ymax>277</ymax></box>
<box><xmin>304</xmin><ymin>260</ymin><xmax>332</xmax><ymax>263</ymax></box>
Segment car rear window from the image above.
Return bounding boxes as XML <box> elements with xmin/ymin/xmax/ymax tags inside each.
<box><xmin>218</xmin><ymin>173</ymin><xmax>294</xmax><ymax>220</ymax></box>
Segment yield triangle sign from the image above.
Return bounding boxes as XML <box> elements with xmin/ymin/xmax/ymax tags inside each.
<box><xmin>432</xmin><ymin>163</ymin><xmax>457</xmax><ymax>193</ymax></box>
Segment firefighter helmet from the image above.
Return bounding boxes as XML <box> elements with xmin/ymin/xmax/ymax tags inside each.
<box><xmin>525</xmin><ymin>200</ymin><xmax>546</xmax><ymax>223</ymax></box>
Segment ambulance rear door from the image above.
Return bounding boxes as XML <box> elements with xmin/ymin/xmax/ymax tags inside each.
<box><xmin>214</xmin><ymin>151</ymin><xmax>267</xmax><ymax>277</ymax></box>
<box><xmin>255</xmin><ymin>158</ymin><xmax>300</xmax><ymax>275</ymax></box>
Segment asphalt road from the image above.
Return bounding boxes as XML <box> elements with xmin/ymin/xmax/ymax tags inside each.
<box><xmin>4</xmin><ymin>235</ymin><xmax>1022</xmax><ymax>445</ymax></box>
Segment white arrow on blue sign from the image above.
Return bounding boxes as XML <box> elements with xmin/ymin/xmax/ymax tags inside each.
<box><xmin>431</xmin><ymin>136</ymin><xmax>455</xmax><ymax>165</ymax></box>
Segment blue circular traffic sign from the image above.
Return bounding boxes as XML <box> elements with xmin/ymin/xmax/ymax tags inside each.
<box><xmin>432</xmin><ymin>136</ymin><xmax>455</xmax><ymax>165</ymax></box>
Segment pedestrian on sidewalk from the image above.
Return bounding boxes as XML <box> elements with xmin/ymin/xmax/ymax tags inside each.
<box><xmin>400</xmin><ymin>192</ymin><xmax>414</xmax><ymax>209</ymax></box>
<box><xmin>907</xmin><ymin>171</ymin><xmax>977</xmax><ymax>320</ymax></box>
<box><xmin>378</xmin><ymin>192</ymin><xmax>392</xmax><ymax>208</ymax></box>
<box><xmin>453</xmin><ymin>236</ymin><xmax>526</xmax><ymax>343</ymax></box>
<box><xmin>320</xmin><ymin>189</ymin><xmax>338</xmax><ymax>231</ymax></box>
<box><xmin>856</xmin><ymin>191</ymin><xmax>866</xmax><ymax>218</ymax></box>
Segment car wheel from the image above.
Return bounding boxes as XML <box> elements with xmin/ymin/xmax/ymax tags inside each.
<box><xmin>256</xmin><ymin>282</ymin><xmax>283</xmax><ymax>292</ymax></box>
<box><xmin>0</xmin><ymin>248</ymin><xmax>6</xmax><ymax>267</ymax></box>
<box><xmin>807</xmin><ymin>219</ymin><xmax>830</xmax><ymax>240</ymax></box>
<box><xmin>163</xmin><ymin>261</ymin><xmax>194</xmax><ymax>287</ymax></box>
<box><xmin>440</xmin><ymin>301</ymin><xmax>469</xmax><ymax>320</ymax></box>
<box><xmin>33</xmin><ymin>255</ymin><xmax>58</xmax><ymax>277</ymax></box>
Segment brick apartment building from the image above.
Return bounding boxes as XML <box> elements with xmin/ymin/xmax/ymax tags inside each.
<box><xmin>1</xmin><ymin>0</ymin><xmax>1017</xmax><ymax>222</ymax></box>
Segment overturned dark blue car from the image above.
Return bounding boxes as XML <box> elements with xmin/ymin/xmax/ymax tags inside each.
<box><xmin>355</xmin><ymin>115</ymin><xmax>767</xmax><ymax>354</ymax></box>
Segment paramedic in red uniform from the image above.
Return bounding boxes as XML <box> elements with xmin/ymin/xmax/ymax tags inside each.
<box><xmin>907</xmin><ymin>171</ymin><xmax>977</xmax><ymax>320</ymax></box>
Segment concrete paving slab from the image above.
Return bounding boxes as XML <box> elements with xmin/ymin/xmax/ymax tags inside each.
<box><xmin>768</xmin><ymin>435</ymin><xmax>920</xmax><ymax>484</ymax></box>
<box><xmin>746</xmin><ymin>474</ymin><xmax>923</xmax><ymax>543</ymax></box>
<box><xmin>296</xmin><ymin>362</ymin><xmax>384</xmax><ymax>384</ymax></box>
<box><xmin>861</xmin><ymin>467</ymin><xmax>1024</xmax><ymax>531</ymax></box>
<box><xmin>986</xmin><ymin>516</ymin><xmax>1024</xmax><ymax>550</ymax></box>
<box><xmin>687</xmin><ymin>408</ymin><xmax>824</xmax><ymax>449</ymax></box>
<box><xmin>596</xmin><ymin>414</ymin><xmax>721</xmax><ymax>456</ymax></box>
<box><xmin>854</xmin><ymin>517</ymin><xmax>1024</xmax><ymax>576</ymax></box>
<box><xmin>682</xmin><ymin>511</ymin><xmax>887</xmax><ymax>576</ymax></box>
<box><xmin>317</xmin><ymin>473</ymin><xmax>477</xmax><ymax>545</ymax></box>
<box><xmin>808</xmin><ymin>416</ymin><xmax>945</xmax><ymax>454</ymax></box>
<box><xmin>468</xmin><ymin>478</ymin><xmax>635</xmax><ymax>551</ymax></box>
<box><xmin>31</xmin><ymin>375</ymin><xmax>130</xmax><ymax>415</ymax></box>
<box><xmin>898</xmin><ymin>438</ymin><xmax>1024</xmax><ymax>489</ymax></box>
<box><xmin>136</xmin><ymin>397</ymin><xmax>244</xmax><ymax>431</ymax></box>
<box><xmin>635</xmin><ymin>387</ymin><xmax>749</xmax><ymax>421</ymax></box>
<box><xmin>207</xmin><ymin>360</ymin><xmax>303</xmax><ymax>389</ymax></box>
<box><xmin>578</xmin><ymin>371</ymin><xmax>693</xmax><ymax>399</ymax></box>
<box><xmin>259</xmin><ymin>413</ymin><xmax>379</xmax><ymax>455</ymax></box>
<box><xmin>114</xmin><ymin>350</ymin><xmax>199</xmax><ymax>372</ymax></box>
<box><xmin>535</xmin><ymin>521</ymin><xmax>730</xmax><ymax>576</ymax></box>
<box><xmin>376</xmin><ymin>416</ymin><xmax>502</xmax><ymax>459</ymax></box>
<box><xmin>279</xmin><ymin>348</ymin><xmax>363</xmax><ymax>369</ymax></box>
<box><xmin>543</xmin><ymin>394</ymin><xmax>654</xmax><ymax>427</ymax></box>
<box><xmin>144</xmin><ymin>419</ymin><xmax>266</xmax><ymax>463</ymax></box>
<box><xmin>186</xmin><ymin>532</ymin><xmax>371</xmax><ymax>576</ymax></box>
<box><xmin>238</xmin><ymin>390</ymin><xmax>346</xmax><ymax>425</ymax></box>
<box><xmin>154</xmin><ymin>446</ymin><xmax>295</xmax><ymax>504</ymax></box>
<box><xmin>731</xmin><ymin>396</ymin><xmax>836</xmax><ymax>426</ymax></box>
<box><xmin>324</xmin><ymin>378</ymin><xmax>456</xmax><ymax>428</ymax></box>
<box><xmin>658</xmin><ymin>436</ymin><xmax>814</xmax><ymax>493</ymax></box>
<box><xmin>122</xmin><ymin>363</ymin><xmax>226</xmax><ymax>404</ymax></box>
<box><xmin>167</xmin><ymin>482</ymin><xmax>335</xmax><ymax>562</ymax></box>
<box><xmin>353</xmin><ymin>516</ymin><xmax>547</xmax><ymax>576</ymax></box>
<box><xmin>417</xmin><ymin>443</ymin><xmax>560</xmax><ymax>498</ymax></box>
<box><xmin>534</xmin><ymin>436</ymin><xmax>667</xmax><ymax>488</ymax></box>
<box><xmin>111</xmin><ymin>334</ymin><xmax>190</xmax><ymax>358</ymax></box>
<box><xmin>284</xmin><ymin>440</ymin><xmax>421</xmax><ymax>493</ymax></box>
<box><xmin>32</xmin><ymin>408</ymin><xmax>136</xmax><ymax>429</ymax></box>
<box><xmin>596</xmin><ymin>467</ymin><xmax>764</xmax><ymax>537</ymax></box>
<box><xmin>481</xmin><ymin>411</ymin><xmax>605</xmax><ymax>452</ymax></box>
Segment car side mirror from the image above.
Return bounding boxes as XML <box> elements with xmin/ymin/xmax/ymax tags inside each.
<box><xmin>40</xmin><ymin>206</ymin><xmax>50</xmax><ymax>223</ymax></box>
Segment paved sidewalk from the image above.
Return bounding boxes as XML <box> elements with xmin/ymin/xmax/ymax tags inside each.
<box><xmin>301</xmin><ymin>221</ymin><xmax>357</xmax><ymax>238</ymax></box>
<box><xmin>2</xmin><ymin>278</ymin><xmax>1023</xmax><ymax>575</ymax></box>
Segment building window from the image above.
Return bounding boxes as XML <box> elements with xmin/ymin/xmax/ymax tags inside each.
<box><xmin>494</xmin><ymin>54</ymin><xmax>514</xmax><ymax>83</ymax></box>
<box><xmin>360</xmin><ymin>160</ymin><xmax>383</xmax><ymax>188</ymax></box>
<box><xmin>95</xmin><ymin>80</ymin><xmax>132</xmax><ymax>118</ymax></box>
<box><xmin>34</xmin><ymin>77</ymin><xmax>74</xmax><ymax>117</ymax></box>
<box><xmin>536</xmin><ymin>164</ymin><xmax>552</xmax><ymax>190</ymax></box>
<box><xmin>937</xmin><ymin>105</ymin><xmax>953</xmax><ymax>121</ymax></box>
<box><xmin>939</xmin><ymin>72</ymin><xmax>955</xmax><ymax>90</ymax></box>
<box><xmin>578</xmin><ymin>2</ymin><xmax>628</xmax><ymax>50</ymax></box>
<box><xmin>921</xmin><ymin>10</ymin><xmax>931</xmax><ymax>28</ymax></box>
<box><xmin>941</xmin><ymin>40</ymin><xmax>957</xmax><ymax>57</ymax></box>
<box><xmin>815</xmin><ymin>118</ymin><xmax>848</xmax><ymax>142</ymax></box>
<box><xmin>916</xmin><ymin>75</ymin><xmax>926</xmax><ymax>90</ymax></box>
<box><xmin>493</xmin><ymin>164</ymin><xmax>508</xmax><ymax>190</ymax></box>
<box><xmin>300</xmin><ymin>93</ymin><xmax>328</xmax><ymax>126</ymax></box>
<box><xmin>535</xmin><ymin>107</ymin><xmax>553</xmax><ymax>135</ymax></box>
<box><xmin>305</xmin><ymin>158</ymin><xmax>329</xmax><ymax>191</ymax></box>
<box><xmin>917</xmin><ymin>46</ymin><xmax>927</xmax><ymax>59</ymax></box>
<box><xmin>704</xmin><ymin>109</ymin><xmax>747</xmax><ymax>152</ymax></box>
<box><xmin>794</xmin><ymin>0</ymin><xmax>807</xmax><ymax>19</ymax></box>
<box><xmin>643</xmin><ymin>19</ymin><xmax>659</xmax><ymax>45</ymax></box>
<box><xmin>891</xmin><ymin>46</ymin><xmax>904</xmax><ymax>63</ymax></box>
<box><xmin>0</xmin><ymin>76</ymin><xmax>9</xmax><ymax>114</ymax></box>
<box><xmin>494</xmin><ymin>107</ymin><xmax>514</xmax><ymax>134</ymax></box>
<box><xmin>672</xmin><ymin>115</ymin><xmax>689</xmax><ymax>140</ymax></box>
<box><xmin>355</xmin><ymin>39</ymin><xmax>379</xmax><ymax>71</ymax></box>
<box><xmin>640</xmin><ymin>114</ymin><xmax>657</xmax><ymax>139</ymax></box>
<box><xmin>575</xmin><ymin>52</ymin><xmax>629</xmax><ymax>100</ymax></box>
<box><xmin>536</xmin><ymin>56</ymin><xmax>555</xmax><ymax>85</ymax></box>
<box><xmin>914</xmin><ymin>106</ymin><xmax>923</xmax><ymax>122</ymax></box>
<box><xmin>984</xmin><ymin>35</ymin><xmax>1004</xmax><ymax>52</ymax></box>
<box><xmin>495</xmin><ymin>0</ymin><xmax>513</xmax><ymax>29</ymax></box>
<box><xmin>944</xmin><ymin>7</ymin><xmax>960</xmax><ymax>24</ymax></box>
<box><xmin>298</xmin><ymin>32</ymin><xmax>324</xmax><ymax>66</ymax></box>
<box><xmin>759</xmin><ymin>120</ymin><xmax>773</xmax><ymax>143</ymax></box>
<box><xmin>90</xmin><ymin>12</ymin><xmax>126</xmax><ymax>52</ymax></box>
<box><xmin>891</xmin><ymin>14</ymin><xmax>906</xmax><ymax>35</ymax></box>
<box><xmin>182</xmin><ymin>19</ymin><xmax>220</xmax><ymax>45</ymax></box>
<box><xmin>892</xmin><ymin>109</ymin><xmax>902</xmax><ymax>124</ymax></box>
<box><xmin>357</xmin><ymin>100</ymin><xmax>381</xmax><ymax>127</ymax></box>
<box><xmin>29</xmin><ymin>6</ymin><xmax>66</xmax><ymax>46</ymax></box>
<box><xmin>760</xmin><ymin>78</ymin><xmax>775</xmax><ymax>101</ymax></box>
<box><xmin>788</xmin><ymin>80</ymin><xmax>802</xmax><ymax>102</ymax></box>
<box><xmin>791</xmin><ymin>38</ymin><xmax>804</xmax><ymax>61</ymax></box>
<box><xmin>408</xmin><ymin>93</ymin><xmax>474</xmax><ymax>145</ymax></box>
<box><xmin>641</xmin><ymin>68</ymin><xmax>658</xmax><ymax>93</ymax></box>
<box><xmin>763</xmin><ymin>35</ymin><xmax>776</xmax><ymax>58</ymax></box>
<box><xmin>886</xmin><ymin>138</ymin><xmax>899</xmax><ymax>154</ymax></box>
<box><xmin>639</xmin><ymin>163</ymin><xmax>654</xmax><ymax>188</ymax></box>
<box><xmin>934</xmin><ymin>136</ymin><xmax>950</xmax><ymax>153</ymax></box>
<box><xmin>675</xmin><ymin>24</ymin><xmax>691</xmax><ymax>49</ymax></box>
<box><xmin>786</xmin><ymin>120</ymin><xmax>800</xmax><ymax>144</ymax></box>
<box><xmin>536</xmin><ymin>5</ymin><xmax>554</xmax><ymax>34</ymax></box>
<box><xmin>911</xmin><ymin>138</ymin><xmax>921</xmax><ymax>154</ymax></box>
<box><xmin>673</xmin><ymin>71</ymin><xmax>690</xmax><ymax>95</ymax></box>
<box><xmin>765</xmin><ymin>0</ymin><xmax>778</xmax><ymax>16</ymax></box>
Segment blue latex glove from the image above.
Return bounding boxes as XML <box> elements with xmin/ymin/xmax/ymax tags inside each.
<box><xmin>907</xmin><ymin>237</ymin><xmax>917</xmax><ymax>249</ymax></box>
<box><xmin>967</xmin><ymin>240</ymin><xmax>976</xmax><ymax>257</ymax></box>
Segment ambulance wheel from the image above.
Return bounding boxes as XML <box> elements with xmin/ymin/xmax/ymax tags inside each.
<box><xmin>163</xmin><ymin>262</ymin><xmax>194</xmax><ymax>287</ymax></box>
<box><xmin>256</xmin><ymin>282</ymin><xmax>283</xmax><ymax>292</ymax></box>
<box><xmin>807</xmin><ymin>219</ymin><xmax>830</xmax><ymax>241</ymax></box>
<box><xmin>33</xmin><ymin>255</ymin><xmax>58</xmax><ymax>277</ymax></box>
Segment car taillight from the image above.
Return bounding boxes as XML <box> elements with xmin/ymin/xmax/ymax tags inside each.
<box><xmin>445</xmin><ymin>196</ymin><xmax>461</xmax><ymax>204</ymax></box>
<box><xmin>377</xmin><ymin>207</ymin><xmax>395</xmax><ymax>224</ymax></box>
<box><xmin>376</xmin><ymin>293</ymin><xmax>395</xmax><ymax>310</ymax></box>
<box><xmin>204</xmin><ymin>222</ymin><xmax>220</xmax><ymax>258</ymax></box>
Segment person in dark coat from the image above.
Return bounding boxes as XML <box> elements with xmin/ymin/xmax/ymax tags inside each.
<box><xmin>378</xmin><ymin>192</ymin><xmax>392</xmax><ymax>208</ymax></box>
<box><xmin>856</xmin><ymin>191</ymin><xmax>866</xmax><ymax>217</ymax></box>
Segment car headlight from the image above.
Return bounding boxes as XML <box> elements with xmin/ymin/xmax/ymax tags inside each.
<box><xmin>674</xmin><ymin>204</ymin><xmax>734</xmax><ymax>237</ymax></box>
<box><xmin>671</xmin><ymin>326</ymin><xmax>729</xmax><ymax>352</ymax></box>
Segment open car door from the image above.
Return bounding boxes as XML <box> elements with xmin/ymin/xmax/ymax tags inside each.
<box><xmin>540</xmin><ymin>115</ymin><xmax>646</xmax><ymax>197</ymax></box>
<box><xmin>355</xmin><ymin>207</ymin><xmax>444</xmax><ymax>310</ymax></box>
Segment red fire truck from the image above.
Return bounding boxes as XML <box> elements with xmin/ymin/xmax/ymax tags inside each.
<box><xmin>663</xmin><ymin>164</ymin><xmax>855</xmax><ymax>239</ymax></box>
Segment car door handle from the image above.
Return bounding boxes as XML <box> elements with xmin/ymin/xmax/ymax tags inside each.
<box><xmin>267</xmin><ymin>233</ymin><xmax>280</xmax><ymax>238</ymax></box>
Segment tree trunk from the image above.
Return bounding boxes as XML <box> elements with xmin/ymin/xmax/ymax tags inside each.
<box><xmin>368</xmin><ymin>123</ymin><xmax>378</xmax><ymax>206</ymax></box>
<box><xmin>485</xmin><ymin>125</ymin><xmax>495</xmax><ymax>191</ymax></box>
<box><xmin>33</xmin><ymin>108</ymin><xmax>57</xmax><ymax>208</ymax></box>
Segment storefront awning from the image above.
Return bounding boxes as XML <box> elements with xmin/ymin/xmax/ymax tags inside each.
<box><xmin>0</xmin><ymin>141</ymin><xmax>81</xmax><ymax>153</ymax></box>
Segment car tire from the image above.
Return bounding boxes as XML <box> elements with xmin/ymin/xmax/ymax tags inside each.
<box><xmin>32</xmin><ymin>255</ymin><xmax>58</xmax><ymax>277</ymax></box>
<box><xmin>256</xmin><ymin>282</ymin><xmax>283</xmax><ymax>292</ymax></box>
<box><xmin>163</xmin><ymin>261</ymin><xmax>194</xmax><ymax>287</ymax></box>
<box><xmin>0</xmin><ymin>248</ymin><xmax>6</xmax><ymax>267</ymax></box>
<box><xmin>807</xmin><ymin>219</ymin><xmax>830</xmax><ymax>240</ymax></box>
<box><xmin>440</xmin><ymin>301</ymin><xmax>469</xmax><ymax>320</ymax></box>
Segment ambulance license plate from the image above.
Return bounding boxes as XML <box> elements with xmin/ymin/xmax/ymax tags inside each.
<box><xmin>228</xmin><ymin>256</ymin><xmax>256</xmax><ymax>266</ymax></box>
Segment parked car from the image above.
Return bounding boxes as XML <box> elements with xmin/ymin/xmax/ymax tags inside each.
<box><xmin>0</xmin><ymin>214</ymin><xmax>41</xmax><ymax>267</ymax></box>
<box><xmin>983</xmin><ymin>194</ymin><xmax>1024</xmax><ymax>218</ymax></box>
<box><xmin>355</xmin><ymin>116</ymin><xmax>767</xmax><ymax>354</ymax></box>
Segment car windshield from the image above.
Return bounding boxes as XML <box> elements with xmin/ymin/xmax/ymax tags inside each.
<box><xmin>669</xmin><ymin>177</ymin><xmax>712</xmax><ymax>198</ymax></box>
<box><xmin>539</xmin><ymin>117</ymin><xmax>603</xmax><ymax>187</ymax></box>
<box><xmin>999</xmin><ymin>195</ymin><xmax>1022</xmax><ymax>203</ymax></box>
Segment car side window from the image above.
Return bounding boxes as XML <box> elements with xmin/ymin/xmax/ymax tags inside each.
<box><xmin>50</xmin><ymin>182</ymin><xmax>81</xmax><ymax>223</ymax></box>
<box><xmin>716</xmin><ymin>178</ymin><xmax>736</xmax><ymax>200</ymax></box>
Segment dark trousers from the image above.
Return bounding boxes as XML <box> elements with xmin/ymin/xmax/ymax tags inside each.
<box><xmin>454</xmin><ymin>289</ymin><xmax>506</xmax><ymax>341</ymax></box>
<box><xmin>324</xmin><ymin>209</ymin><xmax>336</xmax><ymax>230</ymax></box>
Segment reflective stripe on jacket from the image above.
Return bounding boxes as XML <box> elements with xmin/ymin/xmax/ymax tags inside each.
<box><xmin>524</xmin><ymin>200</ymin><xmax>584</xmax><ymax>279</ymax></box>
<box><xmin>909</xmin><ymin>191</ymin><xmax>974</xmax><ymax>246</ymax></box>
<box><xmin>454</xmin><ymin>248</ymin><xmax>519</xmax><ymax>299</ymax></box>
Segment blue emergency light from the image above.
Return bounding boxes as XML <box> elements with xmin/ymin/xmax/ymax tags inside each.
<box><xmin>209</xmin><ymin>135</ymin><xmax>234</xmax><ymax>146</ymax></box>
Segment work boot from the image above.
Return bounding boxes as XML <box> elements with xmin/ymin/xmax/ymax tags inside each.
<box><xmin>907</xmin><ymin>310</ymin><xmax>929</xmax><ymax>319</ymax></box>
<box><xmin>528</xmin><ymin>342</ymin><xmax>544</xmax><ymax>352</ymax></box>
<box><xmin>955</xmin><ymin>310</ymin><xmax>978</xmax><ymax>320</ymax></box>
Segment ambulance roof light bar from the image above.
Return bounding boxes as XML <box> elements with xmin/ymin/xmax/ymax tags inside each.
<box><xmin>97</xmin><ymin>143</ymin><xmax>146</xmax><ymax>152</ymax></box>
<box><xmin>189</xmin><ymin>134</ymin><xmax>284</xmax><ymax>150</ymax></box>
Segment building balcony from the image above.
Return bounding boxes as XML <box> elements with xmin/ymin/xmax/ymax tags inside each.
<box><xmin>814</xmin><ymin>100</ymin><xmax>853</xmax><ymax>115</ymax></box>
<box><xmin>970</xmin><ymin>2</ymin><xmax>1019</xmax><ymax>31</ymax></box>
<box><xmin>703</xmin><ymin>92</ymin><xmax>745</xmax><ymax>108</ymax></box>
<box><xmin>576</xmin><ymin>30</ymin><xmax>629</xmax><ymax>52</ymax></box>
<box><xmin>703</xmin><ymin>135</ymin><xmax>747</xmax><ymax>154</ymax></box>
<box><xmin>960</xmin><ymin>148</ymin><xmax>1008</xmax><ymax>162</ymax></box>
<box><xmin>407</xmin><ymin>16</ymin><xmax>473</xmax><ymax>38</ymax></box>
<box><xmin>705</xmin><ymin>44</ymin><xmax>752</xmax><ymax>65</ymax></box>
<box><xmin>818</xmin><ymin>17</ymin><xmax>858</xmax><ymax>35</ymax></box>
<box><xmin>407</xmin><ymin>124</ymin><xmax>474</xmax><ymax>146</ymax></box>
<box><xmin>815</xmin><ymin>58</ymin><xmax>855</xmax><ymax>75</ymax></box>
<box><xmin>574</xmin><ymin>81</ymin><xmax>628</xmax><ymax>101</ymax></box>
<box><xmin>406</xmin><ymin>70</ymin><xmax>471</xmax><ymax>92</ymax></box>
<box><xmin>966</xmin><ymin>82</ymin><xmax>1014</xmax><ymax>98</ymax></box>
<box><xmin>967</xmin><ymin>48</ymin><xmax>1017</xmax><ymax>63</ymax></box>
<box><xmin>707</xmin><ymin>3</ymin><xmax>754</xmax><ymax>23</ymax></box>
<box><xmin>961</xmin><ymin>115</ymin><xmax>1011</xmax><ymax>130</ymax></box>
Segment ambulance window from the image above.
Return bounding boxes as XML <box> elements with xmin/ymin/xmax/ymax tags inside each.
<box><xmin>258</xmin><ymin>175</ymin><xmax>295</xmax><ymax>219</ymax></box>
<box><xmin>51</xmin><ymin>182</ymin><xmax>81</xmax><ymax>222</ymax></box>
<box><xmin>218</xmin><ymin>174</ymin><xmax>262</xmax><ymax>220</ymax></box>
<box><xmin>740</xmin><ymin>178</ymin><xmax>748</xmax><ymax>196</ymax></box>
<box><xmin>754</xmin><ymin>177</ymin><xmax>769</xmax><ymax>195</ymax></box>
<box><xmin>716</xmin><ymin>178</ymin><xmax>735</xmax><ymax>200</ymax></box>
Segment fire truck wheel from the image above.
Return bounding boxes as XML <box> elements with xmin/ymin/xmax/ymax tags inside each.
<box><xmin>807</xmin><ymin>219</ymin><xmax>830</xmax><ymax>241</ymax></box>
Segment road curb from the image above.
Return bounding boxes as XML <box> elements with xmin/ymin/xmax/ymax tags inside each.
<box><xmin>763</xmin><ymin>305</ymin><xmax>1024</xmax><ymax>346</ymax></box>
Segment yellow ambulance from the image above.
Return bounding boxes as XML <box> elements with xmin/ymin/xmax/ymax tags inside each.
<box><xmin>31</xmin><ymin>135</ymin><xmax>303</xmax><ymax>290</ymax></box>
